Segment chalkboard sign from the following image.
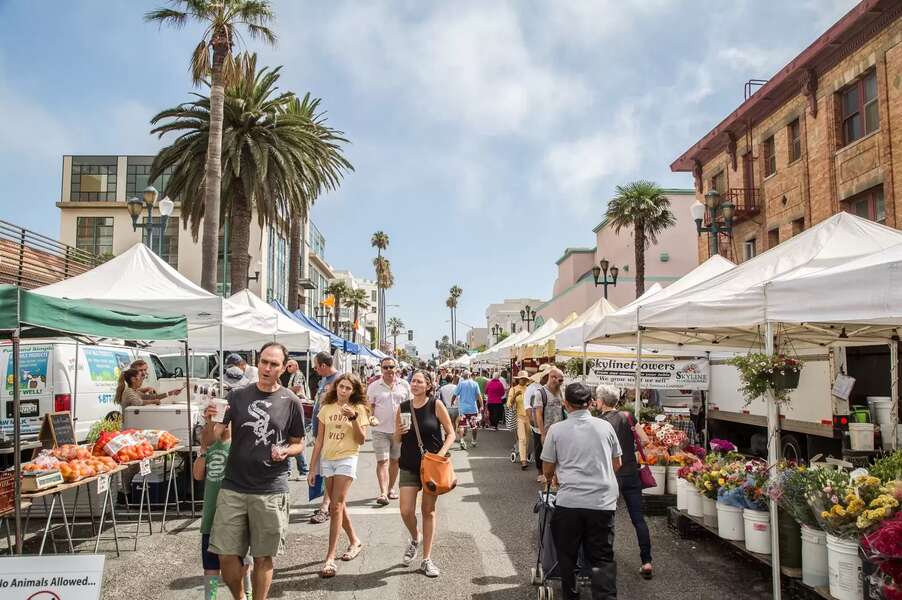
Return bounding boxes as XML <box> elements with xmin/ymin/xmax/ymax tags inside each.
<box><xmin>38</xmin><ymin>412</ymin><xmax>76</xmax><ymax>447</ymax></box>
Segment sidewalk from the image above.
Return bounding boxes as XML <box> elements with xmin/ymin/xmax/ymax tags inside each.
<box><xmin>99</xmin><ymin>429</ymin><xmax>773</xmax><ymax>599</ymax></box>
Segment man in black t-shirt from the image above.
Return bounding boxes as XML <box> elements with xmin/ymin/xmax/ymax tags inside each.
<box><xmin>205</xmin><ymin>342</ymin><xmax>305</xmax><ymax>600</ymax></box>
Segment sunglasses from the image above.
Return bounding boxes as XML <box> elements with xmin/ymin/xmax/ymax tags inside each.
<box><xmin>382</xmin><ymin>365</ymin><xmax>397</xmax><ymax>370</ymax></box>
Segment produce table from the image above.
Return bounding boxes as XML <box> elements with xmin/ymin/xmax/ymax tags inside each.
<box><xmin>115</xmin><ymin>446</ymin><xmax>185</xmax><ymax>548</ymax></box>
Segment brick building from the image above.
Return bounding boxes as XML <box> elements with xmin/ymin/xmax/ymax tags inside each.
<box><xmin>672</xmin><ymin>0</ymin><xmax>902</xmax><ymax>263</ymax></box>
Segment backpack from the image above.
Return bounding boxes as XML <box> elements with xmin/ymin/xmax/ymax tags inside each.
<box><xmin>529</xmin><ymin>387</ymin><xmax>548</xmax><ymax>428</ymax></box>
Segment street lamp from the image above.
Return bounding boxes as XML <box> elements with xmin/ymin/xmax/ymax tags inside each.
<box><xmin>591</xmin><ymin>258</ymin><xmax>619</xmax><ymax>299</ymax></box>
<box><xmin>520</xmin><ymin>305</ymin><xmax>537</xmax><ymax>332</ymax></box>
<box><xmin>491</xmin><ymin>323</ymin><xmax>502</xmax><ymax>344</ymax></box>
<box><xmin>246</xmin><ymin>260</ymin><xmax>262</xmax><ymax>284</ymax></box>
<box><xmin>314</xmin><ymin>306</ymin><xmax>330</xmax><ymax>326</ymax></box>
<box><xmin>691</xmin><ymin>189</ymin><xmax>735</xmax><ymax>255</ymax></box>
<box><xmin>126</xmin><ymin>186</ymin><xmax>174</xmax><ymax>256</ymax></box>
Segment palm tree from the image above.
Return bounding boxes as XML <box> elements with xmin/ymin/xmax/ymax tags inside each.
<box><xmin>605</xmin><ymin>181</ymin><xmax>677</xmax><ymax>297</ymax></box>
<box><xmin>449</xmin><ymin>285</ymin><xmax>463</xmax><ymax>346</ymax></box>
<box><xmin>324</xmin><ymin>280</ymin><xmax>350</xmax><ymax>334</ymax></box>
<box><xmin>146</xmin><ymin>0</ymin><xmax>276</xmax><ymax>293</ymax></box>
<box><xmin>387</xmin><ymin>317</ymin><xmax>405</xmax><ymax>355</ymax></box>
<box><xmin>371</xmin><ymin>231</ymin><xmax>390</xmax><ymax>345</ymax></box>
<box><xmin>344</xmin><ymin>288</ymin><xmax>369</xmax><ymax>344</ymax></box>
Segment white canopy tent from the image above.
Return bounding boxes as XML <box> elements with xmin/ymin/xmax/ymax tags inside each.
<box><xmin>510</xmin><ymin>318</ymin><xmax>559</xmax><ymax>360</ymax></box>
<box><xmin>554</xmin><ymin>297</ymin><xmax>620</xmax><ymax>351</ymax></box>
<box><xmin>479</xmin><ymin>330</ymin><xmax>530</xmax><ymax>365</ymax></box>
<box><xmin>228</xmin><ymin>289</ymin><xmax>330</xmax><ymax>352</ymax></box>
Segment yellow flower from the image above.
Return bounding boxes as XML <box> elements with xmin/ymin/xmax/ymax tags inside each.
<box><xmin>705</xmin><ymin>481</ymin><xmax>713</xmax><ymax>490</ymax></box>
<box><xmin>718</xmin><ymin>478</ymin><xmax>726</xmax><ymax>486</ymax></box>
<box><xmin>821</xmin><ymin>510</ymin><xmax>831</xmax><ymax>519</ymax></box>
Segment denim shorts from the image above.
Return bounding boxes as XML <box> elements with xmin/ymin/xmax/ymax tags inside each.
<box><xmin>320</xmin><ymin>455</ymin><xmax>358</xmax><ymax>480</ymax></box>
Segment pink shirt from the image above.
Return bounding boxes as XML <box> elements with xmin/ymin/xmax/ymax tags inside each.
<box><xmin>486</xmin><ymin>379</ymin><xmax>505</xmax><ymax>405</ymax></box>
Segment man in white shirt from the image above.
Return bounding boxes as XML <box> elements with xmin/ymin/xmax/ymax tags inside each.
<box><xmin>542</xmin><ymin>382</ymin><xmax>622</xmax><ymax>600</ymax></box>
<box><xmin>366</xmin><ymin>356</ymin><xmax>411</xmax><ymax>505</ymax></box>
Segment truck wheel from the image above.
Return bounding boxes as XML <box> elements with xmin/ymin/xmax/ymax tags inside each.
<box><xmin>781</xmin><ymin>434</ymin><xmax>805</xmax><ymax>462</ymax></box>
<box><xmin>104</xmin><ymin>410</ymin><xmax>122</xmax><ymax>422</ymax></box>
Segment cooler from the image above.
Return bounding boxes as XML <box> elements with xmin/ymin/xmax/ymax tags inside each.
<box><xmin>123</xmin><ymin>403</ymin><xmax>200</xmax><ymax>446</ymax></box>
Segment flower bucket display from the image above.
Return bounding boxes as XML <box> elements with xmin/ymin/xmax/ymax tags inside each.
<box><xmin>676</xmin><ymin>478</ymin><xmax>688</xmax><ymax>510</ymax></box>
<box><xmin>800</xmin><ymin>524</ymin><xmax>828</xmax><ymax>588</ymax></box>
<box><xmin>778</xmin><ymin>508</ymin><xmax>802</xmax><ymax>570</ymax></box>
<box><xmin>702</xmin><ymin>496</ymin><xmax>718</xmax><ymax>528</ymax></box>
<box><xmin>825</xmin><ymin>534</ymin><xmax>862</xmax><ymax>600</ymax></box>
<box><xmin>772</xmin><ymin>369</ymin><xmax>801</xmax><ymax>391</ymax></box>
<box><xmin>666</xmin><ymin>466</ymin><xmax>679</xmax><ymax>495</ymax></box>
<box><xmin>716</xmin><ymin>501</ymin><xmax>744</xmax><ymax>541</ymax></box>
<box><xmin>642</xmin><ymin>465</ymin><xmax>667</xmax><ymax>496</ymax></box>
<box><xmin>686</xmin><ymin>484</ymin><xmax>703</xmax><ymax>517</ymax></box>
<box><xmin>743</xmin><ymin>509</ymin><xmax>772</xmax><ymax>554</ymax></box>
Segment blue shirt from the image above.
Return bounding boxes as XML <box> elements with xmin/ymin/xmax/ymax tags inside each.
<box><xmin>454</xmin><ymin>379</ymin><xmax>481</xmax><ymax>414</ymax></box>
<box><xmin>312</xmin><ymin>372</ymin><xmax>338</xmax><ymax>437</ymax></box>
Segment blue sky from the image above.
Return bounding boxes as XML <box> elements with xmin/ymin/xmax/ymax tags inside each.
<box><xmin>0</xmin><ymin>0</ymin><xmax>857</xmax><ymax>356</ymax></box>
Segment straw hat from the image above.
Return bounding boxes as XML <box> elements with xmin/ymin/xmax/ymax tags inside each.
<box><xmin>515</xmin><ymin>370</ymin><xmax>530</xmax><ymax>382</ymax></box>
<box><xmin>529</xmin><ymin>363</ymin><xmax>553</xmax><ymax>383</ymax></box>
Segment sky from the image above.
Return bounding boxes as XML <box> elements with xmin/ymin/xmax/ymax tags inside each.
<box><xmin>0</xmin><ymin>0</ymin><xmax>859</xmax><ymax>357</ymax></box>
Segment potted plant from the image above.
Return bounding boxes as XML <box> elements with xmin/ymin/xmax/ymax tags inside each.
<box><xmin>729</xmin><ymin>353</ymin><xmax>803</xmax><ymax>406</ymax></box>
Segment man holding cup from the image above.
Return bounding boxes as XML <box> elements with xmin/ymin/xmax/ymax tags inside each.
<box><xmin>204</xmin><ymin>342</ymin><xmax>306</xmax><ymax>600</ymax></box>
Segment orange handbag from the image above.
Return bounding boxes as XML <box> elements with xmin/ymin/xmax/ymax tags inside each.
<box><xmin>410</xmin><ymin>400</ymin><xmax>457</xmax><ymax>495</ymax></box>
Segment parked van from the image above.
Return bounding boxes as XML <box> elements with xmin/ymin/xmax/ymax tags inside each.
<box><xmin>0</xmin><ymin>339</ymin><xmax>167</xmax><ymax>443</ymax></box>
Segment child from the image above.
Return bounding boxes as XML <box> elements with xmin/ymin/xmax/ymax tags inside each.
<box><xmin>194</xmin><ymin>416</ymin><xmax>252</xmax><ymax>599</ymax></box>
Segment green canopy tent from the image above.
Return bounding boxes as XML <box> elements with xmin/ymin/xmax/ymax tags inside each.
<box><xmin>0</xmin><ymin>284</ymin><xmax>188</xmax><ymax>553</ymax></box>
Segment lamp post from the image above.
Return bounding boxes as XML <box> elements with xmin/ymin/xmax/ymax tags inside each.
<box><xmin>126</xmin><ymin>186</ymin><xmax>174</xmax><ymax>256</ymax></box>
<box><xmin>491</xmin><ymin>323</ymin><xmax>502</xmax><ymax>345</ymax></box>
<box><xmin>691</xmin><ymin>189</ymin><xmax>735</xmax><ymax>256</ymax></box>
<box><xmin>246</xmin><ymin>260</ymin><xmax>262</xmax><ymax>286</ymax></box>
<box><xmin>314</xmin><ymin>306</ymin><xmax>329</xmax><ymax>328</ymax></box>
<box><xmin>591</xmin><ymin>258</ymin><xmax>619</xmax><ymax>299</ymax></box>
<box><xmin>520</xmin><ymin>305</ymin><xmax>537</xmax><ymax>333</ymax></box>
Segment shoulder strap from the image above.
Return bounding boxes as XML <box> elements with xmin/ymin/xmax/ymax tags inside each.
<box><xmin>539</xmin><ymin>387</ymin><xmax>548</xmax><ymax>408</ymax></box>
<box><xmin>627</xmin><ymin>413</ymin><xmax>648</xmax><ymax>462</ymax></box>
<box><xmin>410</xmin><ymin>401</ymin><xmax>425</xmax><ymax>456</ymax></box>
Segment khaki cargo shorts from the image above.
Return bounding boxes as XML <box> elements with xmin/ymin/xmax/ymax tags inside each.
<box><xmin>372</xmin><ymin>430</ymin><xmax>401</xmax><ymax>461</ymax></box>
<box><xmin>208</xmin><ymin>488</ymin><xmax>290</xmax><ymax>558</ymax></box>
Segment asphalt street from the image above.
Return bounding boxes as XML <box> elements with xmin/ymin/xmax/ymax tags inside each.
<box><xmin>92</xmin><ymin>429</ymin><xmax>773</xmax><ymax>599</ymax></box>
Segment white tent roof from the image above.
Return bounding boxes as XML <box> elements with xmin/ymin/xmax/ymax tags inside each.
<box><xmin>480</xmin><ymin>330</ymin><xmax>530</xmax><ymax>364</ymax></box>
<box><xmin>627</xmin><ymin>213</ymin><xmax>902</xmax><ymax>347</ymax></box>
<box><xmin>228</xmin><ymin>290</ymin><xmax>329</xmax><ymax>352</ymax></box>
<box><xmin>554</xmin><ymin>297</ymin><xmax>619</xmax><ymax>351</ymax></box>
<box><xmin>511</xmin><ymin>318</ymin><xmax>559</xmax><ymax>350</ymax></box>
<box><xmin>33</xmin><ymin>244</ymin><xmax>279</xmax><ymax>350</ymax></box>
<box><xmin>586</xmin><ymin>254</ymin><xmax>736</xmax><ymax>345</ymax></box>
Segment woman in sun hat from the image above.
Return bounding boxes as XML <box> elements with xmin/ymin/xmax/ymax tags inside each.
<box><xmin>507</xmin><ymin>370</ymin><xmax>533</xmax><ymax>470</ymax></box>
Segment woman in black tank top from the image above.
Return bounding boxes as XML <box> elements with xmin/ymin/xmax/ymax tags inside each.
<box><xmin>393</xmin><ymin>370</ymin><xmax>456</xmax><ymax>577</ymax></box>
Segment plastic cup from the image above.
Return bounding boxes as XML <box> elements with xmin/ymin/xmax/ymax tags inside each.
<box><xmin>210</xmin><ymin>399</ymin><xmax>228</xmax><ymax>423</ymax></box>
<box><xmin>400</xmin><ymin>413</ymin><xmax>412</xmax><ymax>430</ymax></box>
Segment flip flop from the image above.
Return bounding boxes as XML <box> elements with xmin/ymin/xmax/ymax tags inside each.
<box><xmin>309</xmin><ymin>509</ymin><xmax>330</xmax><ymax>524</ymax></box>
<box><xmin>340</xmin><ymin>543</ymin><xmax>364</xmax><ymax>561</ymax></box>
<box><xmin>375</xmin><ymin>495</ymin><xmax>389</xmax><ymax>506</ymax></box>
<box><xmin>320</xmin><ymin>561</ymin><xmax>337</xmax><ymax>578</ymax></box>
<box><xmin>388</xmin><ymin>490</ymin><xmax>399</xmax><ymax>500</ymax></box>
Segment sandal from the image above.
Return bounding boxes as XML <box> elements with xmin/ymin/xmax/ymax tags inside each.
<box><xmin>340</xmin><ymin>543</ymin><xmax>364</xmax><ymax>561</ymax></box>
<box><xmin>387</xmin><ymin>490</ymin><xmax>399</xmax><ymax>500</ymax></box>
<box><xmin>640</xmin><ymin>564</ymin><xmax>653</xmax><ymax>580</ymax></box>
<box><xmin>309</xmin><ymin>509</ymin><xmax>330</xmax><ymax>524</ymax></box>
<box><xmin>320</xmin><ymin>561</ymin><xmax>337</xmax><ymax>578</ymax></box>
<box><xmin>375</xmin><ymin>495</ymin><xmax>389</xmax><ymax>506</ymax></box>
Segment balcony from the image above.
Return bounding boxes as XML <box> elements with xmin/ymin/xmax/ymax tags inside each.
<box><xmin>0</xmin><ymin>220</ymin><xmax>101</xmax><ymax>289</ymax></box>
<box><xmin>703</xmin><ymin>188</ymin><xmax>761</xmax><ymax>227</ymax></box>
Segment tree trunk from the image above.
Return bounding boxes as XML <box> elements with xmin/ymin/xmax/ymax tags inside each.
<box><xmin>352</xmin><ymin>303</ymin><xmax>359</xmax><ymax>343</ymax></box>
<box><xmin>200</xmin><ymin>43</ymin><xmax>227</xmax><ymax>293</ymax></box>
<box><xmin>228</xmin><ymin>190</ymin><xmax>252</xmax><ymax>294</ymax></box>
<box><xmin>635</xmin><ymin>220</ymin><xmax>646</xmax><ymax>297</ymax></box>
<box><xmin>287</xmin><ymin>216</ymin><xmax>301</xmax><ymax>311</ymax></box>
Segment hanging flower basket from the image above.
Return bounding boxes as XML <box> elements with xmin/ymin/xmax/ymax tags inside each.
<box><xmin>728</xmin><ymin>353</ymin><xmax>803</xmax><ymax>406</ymax></box>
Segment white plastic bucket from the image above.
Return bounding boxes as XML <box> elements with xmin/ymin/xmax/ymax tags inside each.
<box><xmin>666</xmin><ymin>466</ymin><xmax>679</xmax><ymax>495</ymax></box>
<box><xmin>801</xmin><ymin>525</ymin><xmax>828</xmax><ymax>588</ymax></box>
<box><xmin>642</xmin><ymin>465</ymin><xmax>667</xmax><ymax>496</ymax></box>
<box><xmin>686</xmin><ymin>485</ymin><xmax>704</xmax><ymax>517</ymax></box>
<box><xmin>868</xmin><ymin>396</ymin><xmax>894</xmax><ymax>450</ymax></box>
<box><xmin>742</xmin><ymin>509</ymin><xmax>772</xmax><ymax>554</ymax></box>
<box><xmin>848</xmin><ymin>422</ymin><xmax>875</xmax><ymax>451</ymax></box>
<box><xmin>826</xmin><ymin>534</ymin><xmax>862</xmax><ymax>600</ymax></box>
<box><xmin>676</xmin><ymin>478</ymin><xmax>688</xmax><ymax>510</ymax></box>
<box><xmin>702</xmin><ymin>496</ymin><xmax>718</xmax><ymax>528</ymax></box>
<box><xmin>716</xmin><ymin>502</ymin><xmax>745</xmax><ymax>541</ymax></box>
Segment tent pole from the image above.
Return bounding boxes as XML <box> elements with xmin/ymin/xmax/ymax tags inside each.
<box><xmin>306</xmin><ymin>351</ymin><xmax>311</xmax><ymax>398</ymax></box>
<box><xmin>635</xmin><ymin>312</ymin><xmax>642</xmax><ymax>410</ymax></box>
<box><xmin>73</xmin><ymin>339</ymin><xmax>80</xmax><ymax>438</ymax></box>
<box><xmin>184</xmin><ymin>340</ymin><xmax>196</xmax><ymax>517</ymax></box>
<box><xmin>12</xmin><ymin>288</ymin><xmax>22</xmax><ymax>554</ymax></box>
<box><xmin>218</xmin><ymin>324</ymin><xmax>224</xmax><ymax>394</ymax></box>
<box><xmin>891</xmin><ymin>341</ymin><xmax>899</xmax><ymax>450</ymax></box>
<box><xmin>765</xmin><ymin>321</ymin><xmax>782</xmax><ymax>600</ymax></box>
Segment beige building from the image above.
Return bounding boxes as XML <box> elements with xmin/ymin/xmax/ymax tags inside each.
<box><xmin>485</xmin><ymin>298</ymin><xmax>544</xmax><ymax>337</ymax></box>
<box><xmin>466</xmin><ymin>327</ymin><xmax>488</xmax><ymax>350</ymax></box>
<box><xmin>57</xmin><ymin>154</ymin><xmax>329</xmax><ymax>313</ymax></box>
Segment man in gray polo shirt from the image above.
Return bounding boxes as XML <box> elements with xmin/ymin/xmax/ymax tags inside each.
<box><xmin>541</xmin><ymin>382</ymin><xmax>622</xmax><ymax>600</ymax></box>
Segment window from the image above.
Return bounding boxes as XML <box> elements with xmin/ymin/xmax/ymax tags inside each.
<box><xmin>266</xmin><ymin>225</ymin><xmax>288</xmax><ymax>304</ymax></box>
<box><xmin>710</xmin><ymin>171</ymin><xmax>725</xmax><ymax>194</ymax></box>
<box><xmin>371</xmin><ymin>290</ymin><xmax>377</xmax><ymax>302</ymax></box>
<box><xmin>763</xmin><ymin>136</ymin><xmax>776</xmax><ymax>177</ymax></box>
<box><xmin>142</xmin><ymin>216</ymin><xmax>179</xmax><ymax>268</ymax></box>
<box><xmin>843</xmin><ymin>186</ymin><xmax>885</xmax><ymax>223</ymax></box>
<box><xmin>788</xmin><ymin>119</ymin><xmax>801</xmax><ymax>163</ymax></box>
<box><xmin>215</xmin><ymin>229</ymin><xmax>232</xmax><ymax>297</ymax></box>
<box><xmin>126</xmin><ymin>158</ymin><xmax>173</xmax><ymax>199</ymax></box>
<box><xmin>75</xmin><ymin>217</ymin><xmax>114</xmax><ymax>256</ymax></box>
<box><xmin>70</xmin><ymin>157</ymin><xmax>117</xmax><ymax>201</ymax></box>
<box><xmin>841</xmin><ymin>71</ymin><xmax>879</xmax><ymax>146</ymax></box>
<box><xmin>792</xmin><ymin>217</ymin><xmax>805</xmax><ymax>236</ymax></box>
<box><xmin>768</xmin><ymin>228</ymin><xmax>779</xmax><ymax>249</ymax></box>
<box><xmin>743</xmin><ymin>239</ymin><xmax>757</xmax><ymax>261</ymax></box>
<box><xmin>511</xmin><ymin>323</ymin><xmax>517</xmax><ymax>334</ymax></box>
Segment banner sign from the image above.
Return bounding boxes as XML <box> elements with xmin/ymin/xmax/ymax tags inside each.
<box><xmin>3</xmin><ymin>346</ymin><xmax>50</xmax><ymax>397</ymax></box>
<box><xmin>585</xmin><ymin>357</ymin><xmax>709</xmax><ymax>390</ymax></box>
<box><xmin>0</xmin><ymin>554</ymin><xmax>104</xmax><ymax>599</ymax></box>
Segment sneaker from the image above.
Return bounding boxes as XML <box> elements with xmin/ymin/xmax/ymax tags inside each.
<box><xmin>471</xmin><ymin>441</ymin><xmax>478</xmax><ymax>448</ymax></box>
<box><xmin>402</xmin><ymin>539</ymin><xmax>419</xmax><ymax>565</ymax></box>
<box><xmin>421</xmin><ymin>558</ymin><xmax>440</xmax><ymax>577</ymax></box>
<box><xmin>459</xmin><ymin>441</ymin><xmax>467</xmax><ymax>451</ymax></box>
<box><xmin>536</xmin><ymin>474</ymin><xmax>546</xmax><ymax>484</ymax></box>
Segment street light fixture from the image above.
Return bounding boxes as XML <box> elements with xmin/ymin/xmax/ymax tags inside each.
<box><xmin>691</xmin><ymin>189</ymin><xmax>735</xmax><ymax>255</ymax></box>
<box><xmin>246</xmin><ymin>260</ymin><xmax>262</xmax><ymax>284</ymax></box>
<box><xmin>591</xmin><ymin>258</ymin><xmax>619</xmax><ymax>299</ymax></box>
<box><xmin>126</xmin><ymin>185</ymin><xmax>173</xmax><ymax>256</ymax></box>
<box><xmin>491</xmin><ymin>323</ymin><xmax>503</xmax><ymax>344</ymax></box>
<box><xmin>520</xmin><ymin>305</ymin><xmax>537</xmax><ymax>332</ymax></box>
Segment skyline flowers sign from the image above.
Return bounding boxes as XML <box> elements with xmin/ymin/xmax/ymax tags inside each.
<box><xmin>585</xmin><ymin>357</ymin><xmax>710</xmax><ymax>390</ymax></box>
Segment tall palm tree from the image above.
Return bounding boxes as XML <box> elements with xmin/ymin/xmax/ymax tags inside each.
<box><xmin>605</xmin><ymin>181</ymin><xmax>677</xmax><ymax>297</ymax></box>
<box><xmin>449</xmin><ymin>285</ymin><xmax>463</xmax><ymax>345</ymax></box>
<box><xmin>371</xmin><ymin>231</ymin><xmax>390</xmax><ymax>345</ymax></box>
<box><xmin>387</xmin><ymin>317</ymin><xmax>405</xmax><ymax>355</ymax></box>
<box><xmin>445</xmin><ymin>296</ymin><xmax>457</xmax><ymax>344</ymax></box>
<box><xmin>344</xmin><ymin>288</ymin><xmax>369</xmax><ymax>344</ymax></box>
<box><xmin>146</xmin><ymin>0</ymin><xmax>276</xmax><ymax>293</ymax></box>
<box><xmin>324</xmin><ymin>280</ymin><xmax>350</xmax><ymax>334</ymax></box>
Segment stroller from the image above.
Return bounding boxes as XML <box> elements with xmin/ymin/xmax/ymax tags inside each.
<box><xmin>532</xmin><ymin>485</ymin><xmax>590</xmax><ymax>600</ymax></box>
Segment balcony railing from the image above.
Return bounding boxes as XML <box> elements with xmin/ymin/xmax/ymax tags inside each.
<box><xmin>0</xmin><ymin>220</ymin><xmax>101</xmax><ymax>289</ymax></box>
<box><xmin>703</xmin><ymin>188</ymin><xmax>761</xmax><ymax>226</ymax></box>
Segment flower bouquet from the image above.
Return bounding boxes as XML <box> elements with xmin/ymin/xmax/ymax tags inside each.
<box><xmin>871</xmin><ymin>450</ymin><xmax>902</xmax><ymax>484</ymax></box>
<box><xmin>709</xmin><ymin>438</ymin><xmax>738</xmax><ymax>454</ymax></box>
<box><xmin>808</xmin><ymin>471</ymin><xmax>899</xmax><ymax>538</ymax></box>
<box><xmin>668</xmin><ymin>452</ymin><xmax>699</xmax><ymax>467</ymax></box>
<box><xmin>716</xmin><ymin>459</ymin><xmax>768</xmax><ymax>510</ymax></box>
<box><xmin>728</xmin><ymin>352</ymin><xmax>803</xmax><ymax>405</ymax></box>
<box><xmin>639</xmin><ymin>445</ymin><xmax>669</xmax><ymax>466</ymax></box>
<box><xmin>862</xmin><ymin>511</ymin><xmax>902</xmax><ymax>600</ymax></box>
<box><xmin>651</xmin><ymin>422</ymin><xmax>688</xmax><ymax>450</ymax></box>
<box><xmin>767</xmin><ymin>461</ymin><xmax>819</xmax><ymax>529</ymax></box>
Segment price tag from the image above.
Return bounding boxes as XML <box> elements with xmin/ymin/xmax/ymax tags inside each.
<box><xmin>97</xmin><ymin>473</ymin><xmax>109</xmax><ymax>495</ymax></box>
<box><xmin>139</xmin><ymin>459</ymin><xmax>151</xmax><ymax>476</ymax></box>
